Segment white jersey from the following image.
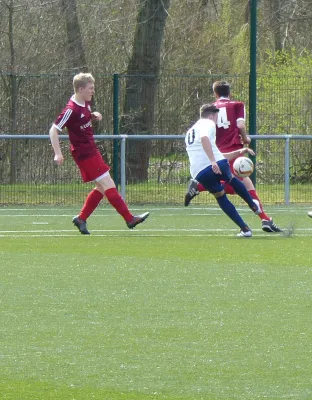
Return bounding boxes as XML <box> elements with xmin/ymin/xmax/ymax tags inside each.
<box><xmin>185</xmin><ymin>118</ymin><xmax>224</xmax><ymax>178</ymax></box>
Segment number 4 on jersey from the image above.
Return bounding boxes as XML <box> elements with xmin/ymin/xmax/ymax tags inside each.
<box><xmin>217</xmin><ymin>107</ymin><xmax>230</xmax><ymax>129</ymax></box>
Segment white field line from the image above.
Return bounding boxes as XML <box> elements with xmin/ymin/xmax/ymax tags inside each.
<box><xmin>0</xmin><ymin>213</ymin><xmax>221</xmax><ymax>217</ymax></box>
<box><xmin>0</xmin><ymin>233</ymin><xmax>309</xmax><ymax>238</ymax></box>
<box><xmin>0</xmin><ymin>209</ymin><xmax>308</xmax><ymax>217</ymax></box>
<box><xmin>1</xmin><ymin>228</ymin><xmax>312</xmax><ymax>233</ymax></box>
<box><xmin>0</xmin><ymin>208</ymin><xmax>310</xmax><ymax>237</ymax></box>
<box><xmin>0</xmin><ymin>228</ymin><xmax>254</xmax><ymax>233</ymax></box>
<box><xmin>0</xmin><ymin>227</ymin><xmax>311</xmax><ymax>239</ymax></box>
<box><xmin>0</xmin><ymin>234</ymin><xmax>293</xmax><ymax>238</ymax></box>
<box><xmin>0</xmin><ymin>206</ymin><xmax>308</xmax><ymax>213</ymax></box>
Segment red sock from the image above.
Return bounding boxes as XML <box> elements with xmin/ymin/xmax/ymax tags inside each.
<box><xmin>198</xmin><ymin>182</ymin><xmax>206</xmax><ymax>192</ymax></box>
<box><xmin>248</xmin><ymin>190</ymin><xmax>270</xmax><ymax>221</ymax></box>
<box><xmin>105</xmin><ymin>187</ymin><xmax>133</xmax><ymax>222</ymax></box>
<box><xmin>79</xmin><ymin>189</ymin><xmax>104</xmax><ymax>221</ymax></box>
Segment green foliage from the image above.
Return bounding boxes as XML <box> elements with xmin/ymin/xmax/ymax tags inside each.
<box><xmin>252</xmin><ymin>50</ymin><xmax>312</xmax><ymax>183</ymax></box>
<box><xmin>257</xmin><ymin>49</ymin><xmax>312</xmax><ymax>136</ymax></box>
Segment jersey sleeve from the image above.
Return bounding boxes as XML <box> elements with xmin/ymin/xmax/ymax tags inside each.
<box><xmin>236</xmin><ymin>102</ymin><xmax>246</xmax><ymax>122</ymax></box>
<box><xmin>53</xmin><ymin>106</ymin><xmax>74</xmax><ymax>131</ymax></box>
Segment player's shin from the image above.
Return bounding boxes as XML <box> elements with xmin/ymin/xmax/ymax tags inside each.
<box><xmin>104</xmin><ymin>187</ymin><xmax>133</xmax><ymax>222</ymax></box>
<box><xmin>79</xmin><ymin>189</ymin><xmax>104</xmax><ymax>221</ymax></box>
<box><xmin>248</xmin><ymin>189</ymin><xmax>270</xmax><ymax>221</ymax></box>
<box><xmin>216</xmin><ymin>193</ymin><xmax>250</xmax><ymax>232</ymax></box>
<box><xmin>229</xmin><ymin>177</ymin><xmax>259</xmax><ymax>213</ymax></box>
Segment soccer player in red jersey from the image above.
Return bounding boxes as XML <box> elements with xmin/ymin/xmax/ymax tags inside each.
<box><xmin>49</xmin><ymin>73</ymin><xmax>149</xmax><ymax>234</ymax></box>
<box><xmin>185</xmin><ymin>80</ymin><xmax>282</xmax><ymax>233</ymax></box>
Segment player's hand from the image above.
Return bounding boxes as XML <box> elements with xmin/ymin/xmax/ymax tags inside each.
<box><xmin>240</xmin><ymin>135</ymin><xmax>251</xmax><ymax>145</ymax></box>
<box><xmin>54</xmin><ymin>154</ymin><xmax>64</xmax><ymax>166</ymax></box>
<box><xmin>240</xmin><ymin>147</ymin><xmax>255</xmax><ymax>156</ymax></box>
<box><xmin>91</xmin><ymin>112</ymin><xmax>102</xmax><ymax>121</ymax></box>
<box><xmin>211</xmin><ymin>161</ymin><xmax>222</xmax><ymax>174</ymax></box>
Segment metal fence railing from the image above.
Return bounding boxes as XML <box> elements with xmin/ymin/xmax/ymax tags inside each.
<box><xmin>1</xmin><ymin>135</ymin><xmax>312</xmax><ymax>206</ymax></box>
<box><xmin>1</xmin><ymin>72</ymin><xmax>312</xmax><ymax>205</ymax></box>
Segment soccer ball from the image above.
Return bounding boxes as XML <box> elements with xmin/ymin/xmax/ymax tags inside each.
<box><xmin>233</xmin><ymin>156</ymin><xmax>254</xmax><ymax>178</ymax></box>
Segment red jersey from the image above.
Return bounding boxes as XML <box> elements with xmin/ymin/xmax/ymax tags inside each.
<box><xmin>54</xmin><ymin>96</ymin><xmax>97</xmax><ymax>160</ymax></box>
<box><xmin>213</xmin><ymin>98</ymin><xmax>246</xmax><ymax>152</ymax></box>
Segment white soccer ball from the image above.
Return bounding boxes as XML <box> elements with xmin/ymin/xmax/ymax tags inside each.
<box><xmin>233</xmin><ymin>156</ymin><xmax>254</xmax><ymax>178</ymax></box>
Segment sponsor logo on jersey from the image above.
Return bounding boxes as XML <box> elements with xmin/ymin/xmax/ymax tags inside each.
<box><xmin>80</xmin><ymin>121</ymin><xmax>92</xmax><ymax>130</ymax></box>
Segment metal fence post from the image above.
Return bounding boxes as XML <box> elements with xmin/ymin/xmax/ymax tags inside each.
<box><xmin>249</xmin><ymin>0</ymin><xmax>257</xmax><ymax>186</ymax></box>
<box><xmin>120</xmin><ymin>135</ymin><xmax>127</xmax><ymax>200</ymax></box>
<box><xmin>284</xmin><ymin>136</ymin><xmax>290</xmax><ymax>205</ymax></box>
<box><xmin>113</xmin><ymin>73</ymin><xmax>119</xmax><ymax>188</ymax></box>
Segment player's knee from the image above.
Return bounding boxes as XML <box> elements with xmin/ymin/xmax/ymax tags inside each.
<box><xmin>213</xmin><ymin>190</ymin><xmax>225</xmax><ymax>198</ymax></box>
<box><xmin>96</xmin><ymin>174</ymin><xmax>115</xmax><ymax>193</ymax></box>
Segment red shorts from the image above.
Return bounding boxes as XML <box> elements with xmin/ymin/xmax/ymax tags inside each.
<box><xmin>74</xmin><ymin>151</ymin><xmax>110</xmax><ymax>183</ymax></box>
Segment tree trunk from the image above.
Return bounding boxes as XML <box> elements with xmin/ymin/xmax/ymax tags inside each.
<box><xmin>121</xmin><ymin>0</ymin><xmax>170</xmax><ymax>183</ymax></box>
<box><xmin>61</xmin><ymin>0</ymin><xmax>101</xmax><ymax>133</ymax></box>
<box><xmin>8</xmin><ymin>0</ymin><xmax>17</xmax><ymax>183</ymax></box>
<box><xmin>61</xmin><ymin>0</ymin><xmax>87</xmax><ymax>72</ymax></box>
<box><xmin>269</xmin><ymin>0</ymin><xmax>283</xmax><ymax>52</ymax></box>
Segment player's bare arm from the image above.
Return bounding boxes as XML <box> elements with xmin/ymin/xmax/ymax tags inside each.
<box><xmin>49</xmin><ymin>125</ymin><xmax>64</xmax><ymax>166</ymax></box>
<box><xmin>91</xmin><ymin>112</ymin><xmax>102</xmax><ymax>121</ymax></box>
<box><xmin>237</xmin><ymin>120</ymin><xmax>251</xmax><ymax>145</ymax></box>
<box><xmin>201</xmin><ymin>136</ymin><xmax>222</xmax><ymax>174</ymax></box>
<box><xmin>223</xmin><ymin>147</ymin><xmax>255</xmax><ymax>161</ymax></box>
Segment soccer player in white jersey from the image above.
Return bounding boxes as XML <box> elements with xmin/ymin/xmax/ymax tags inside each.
<box><xmin>185</xmin><ymin>81</ymin><xmax>282</xmax><ymax>233</ymax></box>
<box><xmin>185</xmin><ymin>104</ymin><xmax>261</xmax><ymax>237</ymax></box>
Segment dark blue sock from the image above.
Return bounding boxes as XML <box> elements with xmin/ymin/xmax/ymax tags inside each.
<box><xmin>229</xmin><ymin>177</ymin><xmax>256</xmax><ymax>210</ymax></box>
<box><xmin>216</xmin><ymin>193</ymin><xmax>249</xmax><ymax>231</ymax></box>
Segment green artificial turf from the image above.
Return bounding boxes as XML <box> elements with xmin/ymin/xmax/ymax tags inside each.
<box><xmin>1</xmin><ymin>205</ymin><xmax>312</xmax><ymax>399</ymax></box>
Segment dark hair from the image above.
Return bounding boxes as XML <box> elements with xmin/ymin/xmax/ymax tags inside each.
<box><xmin>212</xmin><ymin>81</ymin><xmax>230</xmax><ymax>97</ymax></box>
<box><xmin>200</xmin><ymin>104</ymin><xmax>219</xmax><ymax>118</ymax></box>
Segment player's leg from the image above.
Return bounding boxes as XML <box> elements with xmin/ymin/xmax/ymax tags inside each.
<box><xmin>184</xmin><ymin>177</ymin><xmax>234</xmax><ymax>207</ymax></box>
<box><xmin>214</xmin><ymin>191</ymin><xmax>252</xmax><ymax>236</ymax></box>
<box><xmin>79</xmin><ymin>189</ymin><xmax>104</xmax><ymax>221</ymax></box>
<box><xmin>217</xmin><ymin>159</ymin><xmax>260</xmax><ymax>214</ymax></box>
<box><xmin>195</xmin><ymin>165</ymin><xmax>252</xmax><ymax>236</ymax></box>
<box><xmin>73</xmin><ymin>188</ymin><xmax>104</xmax><ymax>234</ymax></box>
<box><xmin>200</xmin><ymin>181</ymin><xmax>235</xmax><ymax>195</ymax></box>
<box><xmin>73</xmin><ymin>152</ymin><xmax>148</xmax><ymax>234</ymax></box>
<box><xmin>95</xmin><ymin>173</ymin><xmax>149</xmax><ymax>229</ymax></box>
<box><xmin>226</xmin><ymin>158</ymin><xmax>282</xmax><ymax>232</ymax></box>
<box><xmin>223</xmin><ymin>182</ymin><xmax>236</xmax><ymax>195</ymax></box>
<box><xmin>242</xmin><ymin>176</ymin><xmax>269</xmax><ymax>219</ymax></box>
<box><xmin>242</xmin><ymin>176</ymin><xmax>282</xmax><ymax>232</ymax></box>
<box><xmin>72</xmin><ymin>153</ymin><xmax>109</xmax><ymax>234</ymax></box>
<box><xmin>226</xmin><ymin>176</ymin><xmax>260</xmax><ymax>214</ymax></box>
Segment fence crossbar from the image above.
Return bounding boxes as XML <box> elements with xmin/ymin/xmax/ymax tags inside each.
<box><xmin>1</xmin><ymin>134</ymin><xmax>312</xmax><ymax>204</ymax></box>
